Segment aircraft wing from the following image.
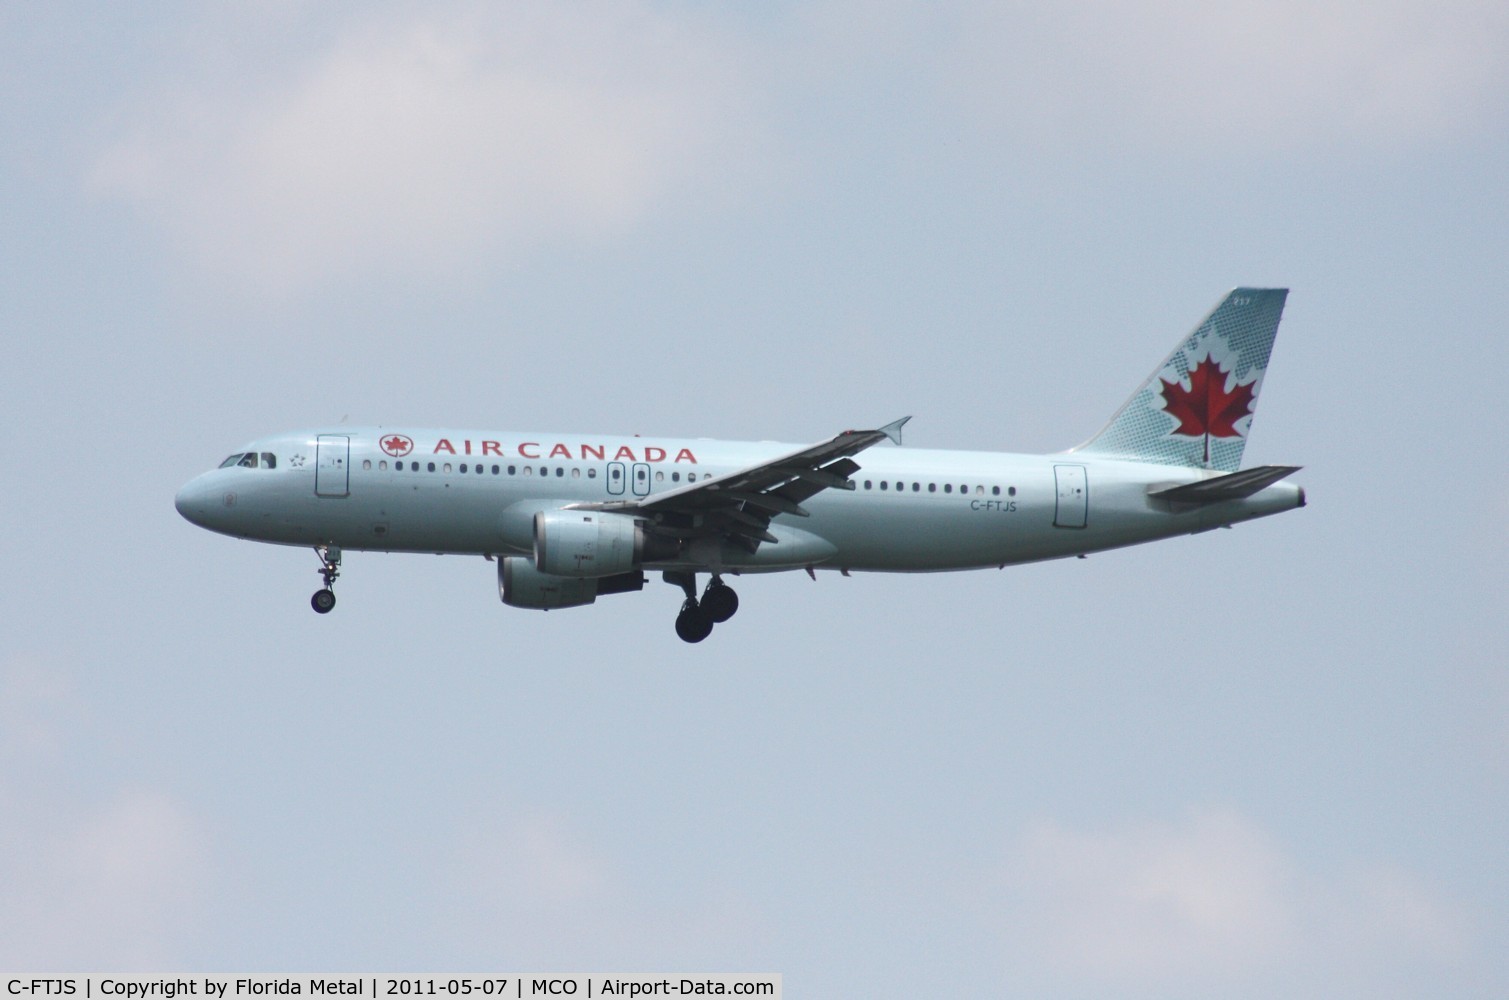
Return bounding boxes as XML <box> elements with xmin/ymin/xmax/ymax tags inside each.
<box><xmin>566</xmin><ymin>417</ymin><xmax>910</xmax><ymax>549</ymax></box>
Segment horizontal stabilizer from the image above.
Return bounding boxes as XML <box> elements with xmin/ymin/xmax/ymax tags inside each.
<box><xmin>1149</xmin><ymin>465</ymin><xmax>1302</xmax><ymax>504</ymax></box>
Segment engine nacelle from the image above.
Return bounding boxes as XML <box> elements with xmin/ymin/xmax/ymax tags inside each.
<box><xmin>534</xmin><ymin>510</ymin><xmax>644</xmax><ymax>578</ymax></box>
<box><xmin>499</xmin><ymin>557</ymin><xmax>644</xmax><ymax>610</ymax></box>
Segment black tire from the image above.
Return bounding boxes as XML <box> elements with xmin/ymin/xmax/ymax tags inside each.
<box><xmin>701</xmin><ymin>584</ymin><xmax>739</xmax><ymax>623</ymax></box>
<box><xmin>311</xmin><ymin>589</ymin><xmax>337</xmax><ymax>614</ymax></box>
<box><xmin>675</xmin><ymin>603</ymin><xmax>713</xmax><ymax>643</ymax></box>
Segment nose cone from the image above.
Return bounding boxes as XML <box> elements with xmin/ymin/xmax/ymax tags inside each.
<box><xmin>175</xmin><ymin>475</ymin><xmax>215</xmax><ymax>528</ymax></box>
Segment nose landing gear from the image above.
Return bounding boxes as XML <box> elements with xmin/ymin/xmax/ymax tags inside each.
<box><xmin>665</xmin><ymin>571</ymin><xmax>739</xmax><ymax>643</ymax></box>
<box><xmin>311</xmin><ymin>545</ymin><xmax>341</xmax><ymax>614</ymax></box>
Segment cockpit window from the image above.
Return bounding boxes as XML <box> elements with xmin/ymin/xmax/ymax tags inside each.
<box><xmin>219</xmin><ymin>452</ymin><xmax>276</xmax><ymax>469</ymax></box>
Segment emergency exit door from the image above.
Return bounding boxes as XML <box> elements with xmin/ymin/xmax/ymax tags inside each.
<box><xmin>1053</xmin><ymin>464</ymin><xmax>1087</xmax><ymax>528</ymax></box>
<box><xmin>316</xmin><ymin>435</ymin><xmax>350</xmax><ymax>497</ymax></box>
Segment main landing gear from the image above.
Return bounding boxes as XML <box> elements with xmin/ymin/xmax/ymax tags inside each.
<box><xmin>311</xmin><ymin>545</ymin><xmax>341</xmax><ymax>614</ymax></box>
<box><xmin>666</xmin><ymin>571</ymin><xmax>739</xmax><ymax>643</ymax></box>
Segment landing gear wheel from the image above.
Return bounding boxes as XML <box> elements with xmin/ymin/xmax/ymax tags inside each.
<box><xmin>310</xmin><ymin>545</ymin><xmax>341</xmax><ymax>614</ymax></box>
<box><xmin>701</xmin><ymin>583</ymin><xmax>739</xmax><ymax>623</ymax></box>
<box><xmin>675</xmin><ymin>600</ymin><xmax>714</xmax><ymax>643</ymax></box>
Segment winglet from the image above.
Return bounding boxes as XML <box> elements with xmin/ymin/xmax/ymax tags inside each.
<box><xmin>879</xmin><ymin>416</ymin><xmax>911</xmax><ymax>446</ymax></box>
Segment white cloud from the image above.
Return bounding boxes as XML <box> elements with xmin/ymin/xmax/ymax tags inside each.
<box><xmin>940</xmin><ymin>0</ymin><xmax>1509</xmax><ymax>152</ymax></box>
<box><xmin>90</xmin><ymin>3</ymin><xmax>774</xmax><ymax>293</ymax></box>
<box><xmin>0</xmin><ymin>656</ymin><xmax>211</xmax><ymax>969</ymax></box>
<box><xmin>1001</xmin><ymin>808</ymin><xmax>1294</xmax><ymax>983</ymax></box>
<box><xmin>0</xmin><ymin>786</ymin><xmax>211</xmax><ymax>969</ymax></box>
<box><xmin>84</xmin><ymin>2</ymin><xmax>1509</xmax><ymax>295</ymax></box>
<box><xmin>461</xmin><ymin>809</ymin><xmax>612</xmax><ymax>910</ymax></box>
<box><xmin>0</xmin><ymin>653</ymin><xmax>80</xmax><ymax>756</ymax></box>
<box><xmin>443</xmin><ymin>807</ymin><xmax>766</xmax><ymax>967</ymax></box>
<box><xmin>994</xmin><ymin>807</ymin><xmax>1472</xmax><ymax>997</ymax></box>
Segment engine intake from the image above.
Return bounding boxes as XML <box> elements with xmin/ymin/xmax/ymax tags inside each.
<box><xmin>534</xmin><ymin>510</ymin><xmax>676</xmax><ymax>577</ymax></box>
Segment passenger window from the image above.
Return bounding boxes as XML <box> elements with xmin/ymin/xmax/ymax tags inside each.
<box><xmin>379</xmin><ymin>460</ymin><xmax>387</xmax><ymax>471</ymax></box>
<box><xmin>880</xmin><ymin>481</ymin><xmax>888</xmax><ymax>491</ymax></box>
<box><xmin>539</xmin><ymin>466</ymin><xmax>548</xmax><ymax>477</ymax></box>
<box><xmin>655</xmin><ymin>471</ymin><xmax>663</xmax><ymax>482</ymax></box>
<box><xmin>508</xmin><ymin>465</ymin><xmax>516</xmax><ymax>475</ymax></box>
<box><xmin>672</xmin><ymin>472</ymin><xmax>681</xmax><ymax>483</ymax></box>
<box><xmin>944</xmin><ymin>484</ymin><xmax>952</xmax><ymax>493</ymax></box>
<box><xmin>912</xmin><ymin>483</ymin><xmax>920</xmax><ymax>492</ymax></box>
<box><xmin>460</xmin><ymin>464</ymin><xmax>468</xmax><ymax>473</ymax></box>
<box><xmin>687</xmin><ymin>473</ymin><xmax>697</xmax><ymax>482</ymax></box>
<box><xmin>864</xmin><ymin>480</ymin><xmax>872</xmax><ymax>489</ymax></box>
<box><xmin>238</xmin><ymin>453</ymin><xmax>258</xmax><ymax>468</ymax></box>
<box><xmin>261</xmin><ymin>453</ymin><xmax>276</xmax><ymax>469</ymax></box>
<box><xmin>573</xmin><ymin>468</ymin><xmax>582</xmax><ymax>479</ymax></box>
<box><xmin>443</xmin><ymin>463</ymin><xmax>452</xmax><ymax>473</ymax></box>
<box><xmin>362</xmin><ymin>459</ymin><xmax>372</xmax><ymax>471</ymax></box>
<box><xmin>1008</xmin><ymin>486</ymin><xmax>1017</xmax><ymax>496</ymax></box>
<box><xmin>524</xmin><ymin>466</ymin><xmax>533</xmax><ymax>476</ymax></box>
<box><xmin>587</xmin><ymin>468</ymin><xmax>597</xmax><ymax>479</ymax></box>
<box><xmin>556</xmin><ymin>467</ymin><xmax>564</xmax><ymax>478</ymax></box>
<box><xmin>992</xmin><ymin>486</ymin><xmax>1000</xmax><ymax>495</ymax></box>
<box><xmin>975</xmin><ymin>485</ymin><xmax>984</xmax><ymax>495</ymax></box>
<box><xmin>428</xmin><ymin>462</ymin><xmax>436</xmax><ymax>472</ymax></box>
<box><xmin>491</xmin><ymin>465</ymin><xmax>499</xmax><ymax>474</ymax></box>
<box><xmin>928</xmin><ymin>483</ymin><xmax>936</xmax><ymax>492</ymax></box>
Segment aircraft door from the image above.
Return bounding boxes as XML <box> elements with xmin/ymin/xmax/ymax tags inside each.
<box><xmin>632</xmin><ymin>462</ymin><xmax>651</xmax><ymax>497</ymax></box>
<box><xmin>607</xmin><ymin>462</ymin><xmax>626</xmax><ymax>496</ymax></box>
<box><xmin>316</xmin><ymin>435</ymin><xmax>351</xmax><ymax>498</ymax></box>
<box><xmin>1053</xmin><ymin>464</ymin><xmax>1087</xmax><ymax>528</ymax></box>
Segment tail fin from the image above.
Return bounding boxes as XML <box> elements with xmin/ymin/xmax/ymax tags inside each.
<box><xmin>1073</xmin><ymin>288</ymin><xmax>1288</xmax><ymax>471</ymax></box>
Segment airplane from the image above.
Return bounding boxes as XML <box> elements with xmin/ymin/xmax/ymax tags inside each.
<box><xmin>175</xmin><ymin>288</ymin><xmax>1304</xmax><ymax>642</ymax></box>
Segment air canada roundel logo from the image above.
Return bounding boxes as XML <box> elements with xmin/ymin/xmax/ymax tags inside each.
<box><xmin>380</xmin><ymin>433</ymin><xmax>414</xmax><ymax>458</ymax></box>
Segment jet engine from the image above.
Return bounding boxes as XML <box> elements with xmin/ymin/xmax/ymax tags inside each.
<box><xmin>533</xmin><ymin>510</ymin><xmax>676</xmax><ymax>577</ymax></box>
<box><xmin>499</xmin><ymin>557</ymin><xmax>644</xmax><ymax>610</ymax></box>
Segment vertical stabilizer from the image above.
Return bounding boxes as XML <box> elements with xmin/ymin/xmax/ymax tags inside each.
<box><xmin>1073</xmin><ymin>288</ymin><xmax>1288</xmax><ymax>471</ymax></box>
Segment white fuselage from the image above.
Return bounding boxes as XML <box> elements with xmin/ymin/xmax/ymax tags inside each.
<box><xmin>174</xmin><ymin>427</ymin><xmax>1304</xmax><ymax>573</ymax></box>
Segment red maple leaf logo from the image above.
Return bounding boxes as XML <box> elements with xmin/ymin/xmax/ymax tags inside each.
<box><xmin>1160</xmin><ymin>357</ymin><xmax>1256</xmax><ymax>463</ymax></box>
<box><xmin>381</xmin><ymin>434</ymin><xmax>413</xmax><ymax>457</ymax></box>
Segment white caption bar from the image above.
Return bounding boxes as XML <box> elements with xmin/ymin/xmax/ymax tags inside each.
<box><xmin>2</xmin><ymin>978</ymin><xmax>779</xmax><ymax>1000</ymax></box>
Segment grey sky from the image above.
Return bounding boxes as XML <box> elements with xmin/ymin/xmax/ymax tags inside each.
<box><xmin>3</xmin><ymin>2</ymin><xmax>1506</xmax><ymax>996</ymax></box>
